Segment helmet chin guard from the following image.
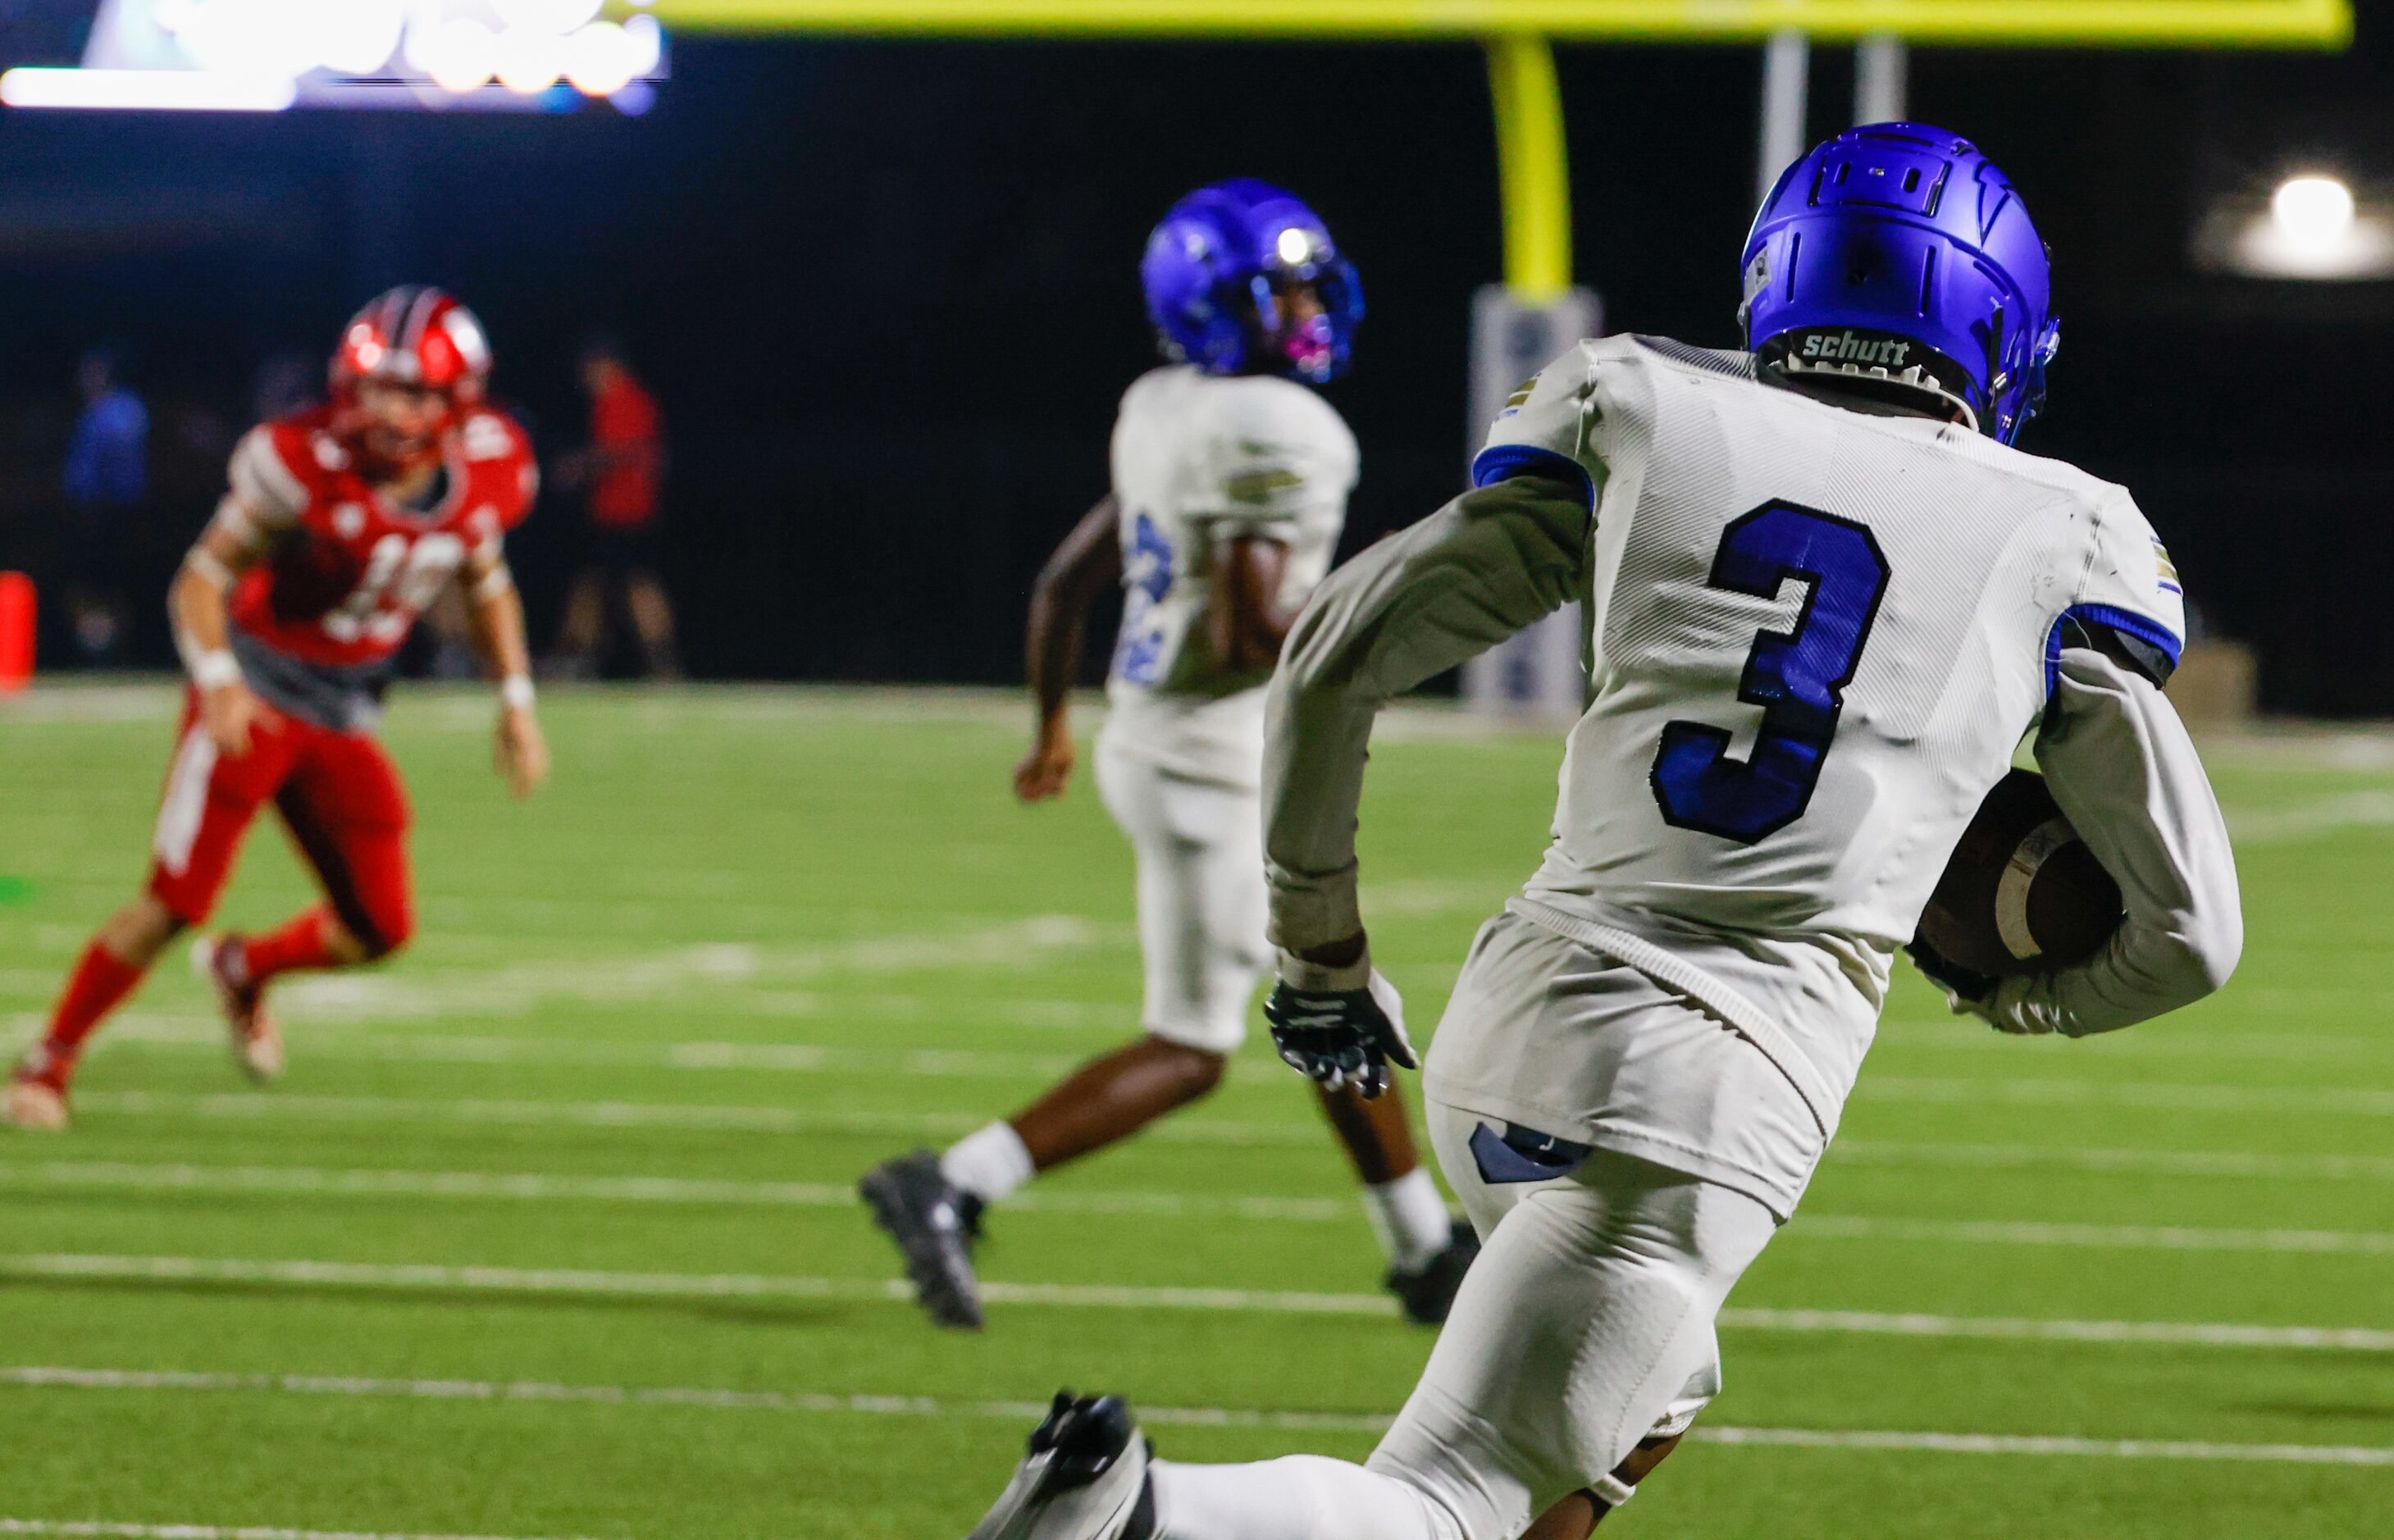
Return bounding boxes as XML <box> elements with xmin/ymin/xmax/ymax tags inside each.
<box><xmin>1141</xmin><ymin>179</ymin><xmax>1363</xmax><ymax>384</ymax></box>
<box><xmin>1742</xmin><ymin>124</ymin><xmax>2059</xmax><ymax>444</ymax></box>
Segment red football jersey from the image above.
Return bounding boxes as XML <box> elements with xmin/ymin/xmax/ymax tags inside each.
<box><xmin>223</xmin><ymin>405</ymin><xmax>538</xmax><ymax>668</ymax></box>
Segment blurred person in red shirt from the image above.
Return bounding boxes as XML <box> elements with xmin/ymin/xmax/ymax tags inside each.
<box><xmin>549</xmin><ymin>335</ymin><xmax>678</xmax><ymax>677</ymax></box>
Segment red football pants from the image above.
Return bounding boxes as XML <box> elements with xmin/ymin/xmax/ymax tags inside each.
<box><xmin>147</xmin><ymin>690</ymin><xmax>414</xmax><ymax>956</ymax></box>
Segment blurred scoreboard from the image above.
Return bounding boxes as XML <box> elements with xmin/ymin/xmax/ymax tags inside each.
<box><xmin>1</xmin><ymin>0</ymin><xmax>667</xmax><ymax>112</ymax></box>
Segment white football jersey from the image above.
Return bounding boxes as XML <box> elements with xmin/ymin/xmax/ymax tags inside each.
<box><xmin>1103</xmin><ymin>365</ymin><xmax>1356</xmax><ymax>786</ymax></box>
<box><xmin>1479</xmin><ymin>335</ymin><xmax>2186</xmax><ymax>1121</ymax></box>
<box><xmin>1489</xmin><ymin>335</ymin><xmax>2182</xmax><ymax>939</ymax></box>
<box><xmin>1262</xmin><ymin>331</ymin><xmax>2230</xmax><ymax>1208</ymax></box>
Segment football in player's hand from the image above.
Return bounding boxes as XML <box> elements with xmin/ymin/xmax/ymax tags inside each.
<box><xmin>1914</xmin><ymin>768</ymin><xmax>2124</xmax><ymax>980</ymax></box>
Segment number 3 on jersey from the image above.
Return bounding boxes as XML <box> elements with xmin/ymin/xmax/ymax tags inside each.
<box><xmin>1650</xmin><ymin>501</ymin><xmax>1891</xmax><ymax>845</ymax></box>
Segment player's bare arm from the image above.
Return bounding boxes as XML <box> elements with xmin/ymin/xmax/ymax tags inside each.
<box><xmin>170</xmin><ymin>499</ymin><xmax>278</xmax><ymax>758</ymax></box>
<box><xmin>459</xmin><ymin>540</ymin><xmax>549</xmax><ymax>800</ymax></box>
<box><xmin>1013</xmin><ymin>493</ymin><xmax>1123</xmax><ymax>802</ymax></box>
<box><xmin>1207</xmin><ymin>532</ymin><xmax>1296</xmax><ymax>673</ymax></box>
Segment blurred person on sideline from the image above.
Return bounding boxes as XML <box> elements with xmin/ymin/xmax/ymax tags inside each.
<box><xmin>61</xmin><ymin>347</ymin><xmax>151</xmax><ymax>663</ymax></box>
<box><xmin>548</xmin><ymin>334</ymin><xmax>677</xmax><ymax>677</ymax></box>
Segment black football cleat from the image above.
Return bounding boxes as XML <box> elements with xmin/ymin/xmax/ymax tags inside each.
<box><xmin>860</xmin><ymin>1149</ymin><xmax>987</xmax><ymax>1330</ymax></box>
<box><xmin>966</xmin><ymin>1392</ymin><xmax>1156</xmax><ymax>1540</ymax></box>
<box><xmin>1387</xmin><ymin>1219</ymin><xmax>1481</xmax><ymax>1326</ymax></box>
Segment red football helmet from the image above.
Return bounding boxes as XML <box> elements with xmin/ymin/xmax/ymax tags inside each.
<box><xmin>328</xmin><ymin>285</ymin><xmax>493</xmax><ymax>476</ymax></box>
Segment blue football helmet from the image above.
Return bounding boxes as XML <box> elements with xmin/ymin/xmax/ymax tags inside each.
<box><xmin>1141</xmin><ymin>179</ymin><xmax>1362</xmax><ymax>384</ymax></box>
<box><xmin>1742</xmin><ymin>124</ymin><xmax>2060</xmax><ymax>444</ymax></box>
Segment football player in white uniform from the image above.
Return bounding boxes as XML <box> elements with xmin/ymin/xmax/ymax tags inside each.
<box><xmin>861</xmin><ymin>180</ymin><xmax>1477</xmax><ymax>1333</ymax></box>
<box><xmin>961</xmin><ymin>126</ymin><xmax>2242</xmax><ymax>1540</ymax></box>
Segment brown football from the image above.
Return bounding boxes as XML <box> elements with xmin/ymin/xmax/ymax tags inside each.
<box><xmin>1915</xmin><ymin>768</ymin><xmax>2125</xmax><ymax>980</ymax></box>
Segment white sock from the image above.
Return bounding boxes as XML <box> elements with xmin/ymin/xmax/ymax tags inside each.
<box><xmin>1152</xmin><ymin>1456</ymin><xmax>1459</xmax><ymax>1540</ymax></box>
<box><xmin>1363</xmin><ymin>1168</ymin><xmax>1453</xmax><ymax>1273</ymax></box>
<box><xmin>939</xmin><ymin>1120</ymin><xmax>1035</xmax><ymax>1205</ymax></box>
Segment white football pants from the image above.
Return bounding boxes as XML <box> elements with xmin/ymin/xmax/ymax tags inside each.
<box><xmin>1093</xmin><ymin>739</ymin><xmax>1270</xmax><ymax>1055</ymax></box>
<box><xmin>1151</xmin><ymin>1117</ymin><xmax>1777</xmax><ymax>1540</ymax></box>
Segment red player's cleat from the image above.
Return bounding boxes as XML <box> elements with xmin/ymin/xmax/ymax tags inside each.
<box><xmin>4</xmin><ymin>1046</ymin><xmax>71</xmax><ymax>1132</ymax></box>
<box><xmin>193</xmin><ymin>936</ymin><xmax>285</xmax><ymax>1085</ymax></box>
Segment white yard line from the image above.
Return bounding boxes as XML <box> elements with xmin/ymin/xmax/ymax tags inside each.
<box><xmin>70</xmin><ymin>1032</ymin><xmax>1089</xmax><ymax>1080</ymax></box>
<box><xmin>1831</xmin><ymin>1139</ymin><xmax>2394</xmax><ymax>1183</ymax></box>
<box><xmin>2228</xmin><ymin>790</ymin><xmax>2394</xmax><ymax>842</ymax></box>
<box><xmin>0</xmin><ymin>1365</ymin><xmax>1376</xmax><ymax>1434</ymax></box>
<box><xmin>1798</xmin><ymin>1215</ymin><xmax>2394</xmax><ymax>1256</ymax></box>
<box><xmin>1872</xmin><ymin>1021</ymin><xmax>2393</xmax><ymax>1064</ymax></box>
<box><xmin>15</xmin><ymin>1160</ymin><xmax>2394</xmax><ymax>1255</ymax></box>
<box><xmin>7</xmin><ymin>1366</ymin><xmax>2389</xmax><ymax>1469</ymax></box>
<box><xmin>1691</xmin><ymin>1427</ymin><xmax>2394</xmax><ymax>1467</ymax></box>
<box><xmin>258</xmin><ymin>918</ymin><xmax>1117</xmax><ymax>1026</ymax></box>
<box><xmin>64</xmin><ymin>1091</ymin><xmax>1323</xmax><ymax>1146</ymax></box>
<box><xmin>1858</xmin><ymin>1076</ymin><xmax>2394</xmax><ymax>1119</ymax></box>
<box><xmin>1718</xmin><ymin>1308</ymin><xmax>2394</xmax><ymax>1352</ymax></box>
<box><xmin>0</xmin><ymin>1161</ymin><xmax>1350</xmax><ymax>1223</ymax></box>
<box><xmin>52</xmin><ymin>1026</ymin><xmax>2394</xmax><ymax>1102</ymax></box>
<box><xmin>8</xmin><ymin>1255</ymin><xmax>2394</xmax><ymax>1351</ymax></box>
<box><xmin>10</xmin><ymin>921</ymin><xmax>1124</xmax><ymax>1039</ymax></box>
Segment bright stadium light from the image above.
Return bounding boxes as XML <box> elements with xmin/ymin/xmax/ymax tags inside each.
<box><xmin>563</xmin><ymin>21</ymin><xmax>641</xmax><ymax>98</ymax></box>
<box><xmin>417</xmin><ymin>19</ymin><xmax>501</xmax><ymax>93</ymax></box>
<box><xmin>2271</xmin><ymin>174</ymin><xmax>2355</xmax><ymax>247</ymax></box>
<box><xmin>494</xmin><ymin>25</ymin><xmax>565</xmax><ymax>93</ymax></box>
<box><xmin>494</xmin><ymin>0</ymin><xmax>604</xmax><ymax>33</ymax></box>
<box><xmin>0</xmin><ymin>66</ymin><xmax>297</xmax><ymax>111</ymax></box>
<box><xmin>2200</xmin><ymin>170</ymin><xmax>2394</xmax><ymax>280</ymax></box>
<box><xmin>314</xmin><ymin>0</ymin><xmax>409</xmax><ymax>75</ymax></box>
<box><xmin>51</xmin><ymin>0</ymin><xmax>667</xmax><ymax>111</ymax></box>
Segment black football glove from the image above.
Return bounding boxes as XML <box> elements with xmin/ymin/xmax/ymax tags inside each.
<box><xmin>1264</xmin><ymin>968</ymin><xmax>1416</xmax><ymax>1100</ymax></box>
<box><xmin>1908</xmin><ymin>937</ymin><xmax>2061</xmax><ymax>1035</ymax></box>
<box><xmin>1905</xmin><ymin>936</ymin><xmax>1998</xmax><ymax>1007</ymax></box>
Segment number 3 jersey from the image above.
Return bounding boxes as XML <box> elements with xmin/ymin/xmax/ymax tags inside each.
<box><xmin>217</xmin><ymin>405</ymin><xmax>539</xmax><ymax>731</ymax></box>
<box><xmin>1102</xmin><ymin>365</ymin><xmax>1356</xmax><ymax>788</ymax></box>
<box><xmin>1265</xmin><ymin>335</ymin><xmax>2223</xmax><ymax>1203</ymax></box>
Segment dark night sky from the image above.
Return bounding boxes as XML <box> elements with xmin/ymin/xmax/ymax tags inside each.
<box><xmin>1</xmin><ymin>17</ymin><xmax>2391</xmax><ymax>705</ymax></box>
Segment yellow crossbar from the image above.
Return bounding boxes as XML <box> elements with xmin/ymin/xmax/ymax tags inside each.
<box><xmin>638</xmin><ymin>2</ymin><xmax>2351</xmax><ymax>48</ymax></box>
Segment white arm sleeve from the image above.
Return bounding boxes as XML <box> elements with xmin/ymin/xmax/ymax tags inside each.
<box><xmin>1988</xmin><ymin>646</ymin><xmax>2241</xmax><ymax>1037</ymax></box>
<box><xmin>1263</xmin><ymin>475</ymin><xmax>1592</xmax><ymax>953</ymax></box>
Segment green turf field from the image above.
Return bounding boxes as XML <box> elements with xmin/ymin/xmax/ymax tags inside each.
<box><xmin>2</xmin><ymin>682</ymin><xmax>2390</xmax><ymax>1539</ymax></box>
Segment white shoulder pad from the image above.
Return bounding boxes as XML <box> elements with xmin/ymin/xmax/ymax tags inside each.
<box><xmin>226</xmin><ymin>426</ymin><xmax>308</xmax><ymax>531</ymax></box>
<box><xmin>2054</xmin><ymin>490</ymin><xmax>2187</xmax><ymax>690</ymax></box>
<box><xmin>1472</xmin><ymin>341</ymin><xmax>1601</xmax><ymax>506</ymax></box>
